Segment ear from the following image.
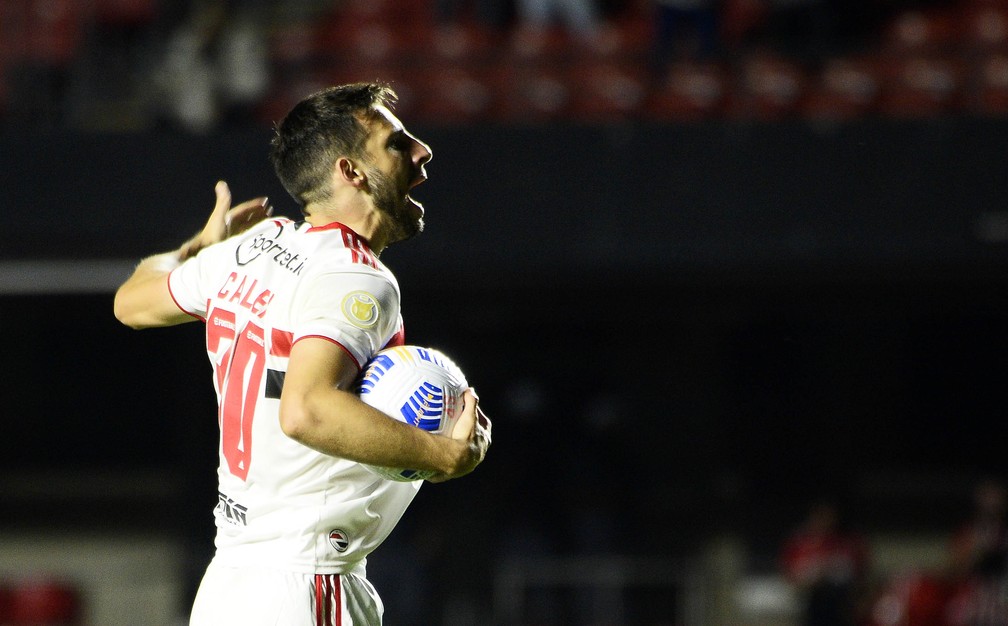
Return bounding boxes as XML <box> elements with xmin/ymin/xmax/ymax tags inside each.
<box><xmin>337</xmin><ymin>157</ymin><xmax>366</xmax><ymax>188</ymax></box>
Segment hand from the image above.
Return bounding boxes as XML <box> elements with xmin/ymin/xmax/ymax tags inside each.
<box><xmin>179</xmin><ymin>181</ymin><xmax>272</xmax><ymax>260</ymax></box>
<box><xmin>427</xmin><ymin>388</ymin><xmax>492</xmax><ymax>483</ymax></box>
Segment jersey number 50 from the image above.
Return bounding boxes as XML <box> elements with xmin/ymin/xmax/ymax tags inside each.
<box><xmin>207</xmin><ymin>306</ymin><xmax>266</xmax><ymax>481</ymax></box>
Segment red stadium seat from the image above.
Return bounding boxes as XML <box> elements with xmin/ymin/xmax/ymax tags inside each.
<box><xmin>565</xmin><ymin>60</ymin><xmax>648</xmax><ymax>121</ymax></box>
<box><xmin>733</xmin><ymin>53</ymin><xmax>809</xmax><ymax>120</ymax></box>
<box><xmin>0</xmin><ymin>584</ymin><xmax>12</xmax><ymax>622</ymax></box>
<box><xmin>6</xmin><ymin>579</ymin><xmax>80</xmax><ymax>626</ymax></box>
<box><xmin>268</xmin><ymin>20</ymin><xmax>323</xmax><ymax>70</ymax></box>
<box><xmin>604</xmin><ymin>8</ymin><xmax>656</xmax><ymax>58</ymax></box>
<box><xmin>882</xmin><ymin>8</ymin><xmax>963</xmax><ymax>53</ymax></box>
<box><xmin>961</xmin><ymin>4</ymin><xmax>1008</xmax><ymax>49</ymax></box>
<box><xmin>92</xmin><ymin>0</ymin><xmax>158</xmax><ymax>28</ymax></box>
<box><xmin>508</xmin><ymin>24</ymin><xmax>574</xmax><ymax>61</ymax></box>
<box><xmin>315</xmin><ymin>15</ymin><xmax>425</xmax><ymax>65</ymax></box>
<box><xmin>801</xmin><ymin>57</ymin><xmax>882</xmax><ymax>121</ymax></box>
<box><xmin>336</xmin><ymin>0</ymin><xmax>428</xmax><ymax>25</ymax></box>
<box><xmin>429</xmin><ymin>22</ymin><xmax>501</xmax><ymax>63</ymax></box>
<box><xmin>17</xmin><ymin>0</ymin><xmax>85</xmax><ymax>66</ymax></box>
<box><xmin>875</xmin><ymin>53</ymin><xmax>967</xmax><ymax>118</ymax></box>
<box><xmin>644</xmin><ymin>60</ymin><xmax>731</xmax><ymax>121</ymax></box>
<box><xmin>719</xmin><ymin>0</ymin><xmax>769</xmax><ymax>47</ymax></box>
<box><xmin>972</xmin><ymin>51</ymin><xmax>1008</xmax><ymax>115</ymax></box>
<box><xmin>966</xmin><ymin>0</ymin><xmax>1008</xmax><ymax>7</ymax></box>
<box><xmin>415</xmin><ymin>64</ymin><xmax>502</xmax><ymax>124</ymax></box>
<box><xmin>496</xmin><ymin>63</ymin><xmax>575</xmax><ymax>122</ymax></box>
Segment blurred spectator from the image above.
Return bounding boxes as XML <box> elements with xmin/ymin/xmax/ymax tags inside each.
<box><xmin>870</xmin><ymin>480</ymin><xmax>1008</xmax><ymax>626</ymax></box>
<box><xmin>949</xmin><ymin>480</ymin><xmax>1008</xmax><ymax>581</ymax></box>
<box><xmin>511</xmin><ymin>0</ymin><xmax>621</xmax><ymax>54</ymax></box>
<box><xmin>432</xmin><ymin>0</ymin><xmax>514</xmax><ymax>59</ymax></box>
<box><xmin>0</xmin><ymin>579</ymin><xmax>81</xmax><ymax>626</ymax></box>
<box><xmin>152</xmin><ymin>0</ymin><xmax>271</xmax><ymax>132</ymax></box>
<box><xmin>946</xmin><ymin>479</ymin><xmax>1008</xmax><ymax>626</ymax></box>
<box><xmin>868</xmin><ymin>571</ymin><xmax>955</xmax><ymax>626</ymax></box>
<box><xmin>780</xmin><ymin>498</ymin><xmax>870</xmax><ymax>626</ymax></box>
<box><xmin>2</xmin><ymin>0</ymin><xmax>86</xmax><ymax>127</ymax></box>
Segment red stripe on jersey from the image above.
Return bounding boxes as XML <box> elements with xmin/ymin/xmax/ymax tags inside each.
<box><xmin>343</xmin><ymin>232</ymin><xmax>378</xmax><ymax>268</ymax></box>
<box><xmin>355</xmin><ymin>244</ymin><xmax>378</xmax><ymax>269</ymax></box>
<box><xmin>270</xmin><ymin>328</ymin><xmax>293</xmax><ymax>357</ymax></box>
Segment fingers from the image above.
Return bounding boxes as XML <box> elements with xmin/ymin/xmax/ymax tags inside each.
<box><xmin>477</xmin><ymin>413</ymin><xmax>492</xmax><ymax>454</ymax></box>
<box><xmin>466</xmin><ymin>388</ymin><xmax>491</xmax><ymax>439</ymax></box>
<box><xmin>231</xmin><ymin>197</ymin><xmax>271</xmax><ymax>213</ymax></box>
<box><xmin>427</xmin><ymin>389</ymin><xmax>491</xmax><ymax>483</ymax></box>
<box><xmin>180</xmin><ymin>182</ymin><xmax>267</xmax><ymax>260</ymax></box>
<box><xmin>449</xmin><ymin>389</ymin><xmax>478</xmax><ymax>442</ymax></box>
<box><xmin>474</xmin><ymin>408</ymin><xmax>491</xmax><ymax>459</ymax></box>
<box><xmin>213</xmin><ymin>180</ymin><xmax>233</xmax><ymax>223</ymax></box>
<box><xmin>467</xmin><ymin>390</ymin><xmax>491</xmax><ymax>458</ymax></box>
<box><xmin>227</xmin><ymin>196</ymin><xmax>272</xmax><ymax>234</ymax></box>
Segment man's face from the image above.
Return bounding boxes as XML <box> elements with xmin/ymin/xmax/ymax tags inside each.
<box><xmin>361</xmin><ymin>105</ymin><xmax>433</xmax><ymax>244</ymax></box>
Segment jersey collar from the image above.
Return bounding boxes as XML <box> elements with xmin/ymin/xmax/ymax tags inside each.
<box><xmin>306</xmin><ymin>221</ymin><xmax>373</xmax><ymax>251</ymax></box>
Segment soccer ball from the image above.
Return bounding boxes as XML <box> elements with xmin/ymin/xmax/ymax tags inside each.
<box><xmin>356</xmin><ymin>345</ymin><xmax>469</xmax><ymax>481</ymax></box>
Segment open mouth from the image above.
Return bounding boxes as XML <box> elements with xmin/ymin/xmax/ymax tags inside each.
<box><xmin>405</xmin><ymin>194</ymin><xmax>424</xmax><ymax>218</ymax></box>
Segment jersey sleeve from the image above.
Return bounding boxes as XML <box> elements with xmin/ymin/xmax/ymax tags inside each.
<box><xmin>168</xmin><ymin>254</ymin><xmax>208</xmax><ymax>320</ymax></box>
<box><xmin>290</xmin><ymin>267</ymin><xmax>400</xmax><ymax>370</ymax></box>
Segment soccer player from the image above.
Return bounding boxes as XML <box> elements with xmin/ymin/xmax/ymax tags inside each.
<box><xmin>113</xmin><ymin>82</ymin><xmax>492</xmax><ymax>625</ymax></box>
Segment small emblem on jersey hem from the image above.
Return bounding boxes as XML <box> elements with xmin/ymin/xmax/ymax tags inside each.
<box><xmin>329</xmin><ymin>529</ymin><xmax>350</xmax><ymax>552</ymax></box>
<box><xmin>341</xmin><ymin>291</ymin><xmax>380</xmax><ymax>328</ymax></box>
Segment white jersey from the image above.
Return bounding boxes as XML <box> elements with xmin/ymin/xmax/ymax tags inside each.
<box><xmin>169</xmin><ymin>218</ymin><xmax>420</xmax><ymax>575</ymax></box>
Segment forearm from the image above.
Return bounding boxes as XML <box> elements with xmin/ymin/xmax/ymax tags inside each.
<box><xmin>113</xmin><ymin>248</ymin><xmax>192</xmax><ymax>329</ymax></box>
<box><xmin>281</xmin><ymin>386</ymin><xmax>468</xmax><ymax>475</ymax></box>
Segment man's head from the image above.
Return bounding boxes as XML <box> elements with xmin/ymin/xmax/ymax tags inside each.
<box><xmin>270</xmin><ymin>82</ymin><xmax>432</xmax><ymax>250</ymax></box>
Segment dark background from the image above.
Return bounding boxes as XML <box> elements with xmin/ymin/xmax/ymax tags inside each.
<box><xmin>3</xmin><ymin>117</ymin><xmax>1008</xmax><ymax>620</ymax></box>
<box><xmin>3</xmin><ymin>0</ymin><xmax>1008</xmax><ymax>621</ymax></box>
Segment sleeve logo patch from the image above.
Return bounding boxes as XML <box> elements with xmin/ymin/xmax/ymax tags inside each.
<box><xmin>341</xmin><ymin>291</ymin><xmax>380</xmax><ymax>328</ymax></box>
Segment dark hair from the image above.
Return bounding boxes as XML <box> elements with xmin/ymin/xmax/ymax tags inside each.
<box><xmin>269</xmin><ymin>82</ymin><xmax>398</xmax><ymax>206</ymax></box>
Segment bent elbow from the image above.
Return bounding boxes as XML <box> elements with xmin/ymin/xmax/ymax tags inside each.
<box><xmin>278</xmin><ymin>400</ymin><xmax>311</xmax><ymax>443</ymax></box>
<box><xmin>113</xmin><ymin>291</ymin><xmax>140</xmax><ymax>329</ymax></box>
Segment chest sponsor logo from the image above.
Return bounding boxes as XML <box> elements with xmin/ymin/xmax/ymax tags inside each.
<box><xmin>236</xmin><ymin>222</ymin><xmax>306</xmax><ymax>274</ymax></box>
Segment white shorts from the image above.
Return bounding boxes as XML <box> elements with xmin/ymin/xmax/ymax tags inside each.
<box><xmin>189</xmin><ymin>559</ymin><xmax>384</xmax><ymax>626</ymax></box>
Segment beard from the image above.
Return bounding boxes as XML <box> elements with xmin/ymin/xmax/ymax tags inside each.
<box><xmin>368</xmin><ymin>167</ymin><xmax>424</xmax><ymax>245</ymax></box>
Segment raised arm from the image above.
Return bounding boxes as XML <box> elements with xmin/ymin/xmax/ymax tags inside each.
<box><xmin>113</xmin><ymin>181</ymin><xmax>271</xmax><ymax>329</ymax></box>
<box><xmin>279</xmin><ymin>337</ymin><xmax>491</xmax><ymax>480</ymax></box>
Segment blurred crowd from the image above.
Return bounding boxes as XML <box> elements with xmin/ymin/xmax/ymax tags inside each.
<box><xmin>778</xmin><ymin>480</ymin><xmax>1008</xmax><ymax>626</ymax></box>
<box><xmin>2</xmin><ymin>0</ymin><xmax>1008</xmax><ymax>131</ymax></box>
